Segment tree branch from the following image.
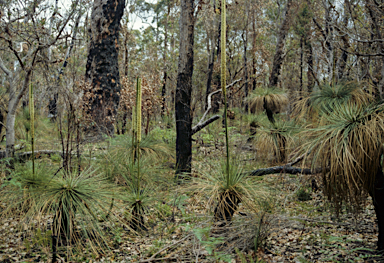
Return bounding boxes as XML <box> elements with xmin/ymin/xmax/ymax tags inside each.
<box><xmin>192</xmin><ymin>78</ymin><xmax>241</xmax><ymax>135</ymax></box>
<box><xmin>0</xmin><ymin>56</ymin><xmax>13</xmax><ymax>78</ymax></box>
<box><xmin>191</xmin><ymin>115</ymin><xmax>220</xmax><ymax>135</ymax></box>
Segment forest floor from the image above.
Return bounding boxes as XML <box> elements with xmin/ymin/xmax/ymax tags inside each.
<box><xmin>0</xmin><ymin>131</ymin><xmax>384</xmax><ymax>262</ymax></box>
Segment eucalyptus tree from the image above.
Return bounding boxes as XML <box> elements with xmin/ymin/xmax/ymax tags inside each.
<box><xmin>85</xmin><ymin>0</ymin><xmax>125</xmax><ymax>135</ymax></box>
<box><xmin>175</xmin><ymin>0</ymin><xmax>195</xmax><ymax>175</ymax></box>
<box><xmin>269</xmin><ymin>0</ymin><xmax>295</xmax><ymax>87</ymax></box>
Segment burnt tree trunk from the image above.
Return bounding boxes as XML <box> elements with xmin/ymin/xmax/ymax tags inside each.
<box><xmin>175</xmin><ymin>0</ymin><xmax>194</xmax><ymax>176</ymax></box>
<box><xmin>370</xmin><ymin>166</ymin><xmax>384</xmax><ymax>251</ymax></box>
<box><xmin>300</xmin><ymin>37</ymin><xmax>304</xmax><ymax>92</ymax></box>
<box><xmin>306</xmin><ymin>39</ymin><xmax>314</xmax><ymax>94</ymax></box>
<box><xmin>269</xmin><ymin>0</ymin><xmax>294</xmax><ymax>87</ymax></box>
<box><xmin>161</xmin><ymin>0</ymin><xmax>170</xmax><ymax>117</ymax></box>
<box><xmin>85</xmin><ymin>0</ymin><xmax>125</xmax><ymax>135</ymax></box>
<box><xmin>243</xmin><ymin>3</ymin><xmax>249</xmax><ymax>112</ymax></box>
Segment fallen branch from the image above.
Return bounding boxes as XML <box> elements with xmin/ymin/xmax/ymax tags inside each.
<box><xmin>247</xmin><ymin>153</ymin><xmax>322</xmax><ymax>176</ymax></box>
<box><xmin>248</xmin><ymin>166</ymin><xmax>322</xmax><ymax>176</ymax></box>
<box><xmin>192</xmin><ymin>79</ymin><xmax>242</xmax><ymax>135</ymax></box>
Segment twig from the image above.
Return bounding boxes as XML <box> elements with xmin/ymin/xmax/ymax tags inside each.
<box><xmin>286</xmin><ymin>152</ymin><xmax>306</xmax><ymax>167</ymax></box>
<box><xmin>139</xmin><ymin>234</ymin><xmax>192</xmax><ymax>262</ymax></box>
<box><xmin>139</xmin><ymin>257</ymin><xmax>179</xmax><ymax>262</ymax></box>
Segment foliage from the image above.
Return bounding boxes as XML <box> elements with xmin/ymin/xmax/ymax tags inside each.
<box><xmin>293</xmin><ymin>82</ymin><xmax>372</xmax><ymax>119</ymax></box>
<box><xmin>190</xmin><ymin>160</ymin><xmax>269</xmax><ymax>221</ymax></box>
<box><xmin>296</xmin><ymin>188</ymin><xmax>311</xmax><ymax>201</ymax></box>
<box><xmin>248</xmin><ymin>87</ymin><xmax>288</xmax><ymax>115</ymax></box>
<box><xmin>253</xmin><ymin>119</ymin><xmax>297</xmax><ymax>163</ymax></box>
<box><xmin>301</xmin><ymin>102</ymin><xmax>384</xmax><ymax>213</ymax></box>
<box><xmin>0</xmin><ymin>164</ymin><xmax>118</xmax><ymax>254</ymax></box>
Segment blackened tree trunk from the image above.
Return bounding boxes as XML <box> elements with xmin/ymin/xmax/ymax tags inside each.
<box><xmin>370</xmin><ymin>166</ymin><xmax>384</xmax><ymax>251</ymax></box>
<box><xmin>300</xmin><ymin>37</ymin><xmax>303</xmax><ymax>92</ymax></box>
<box><xmin>85</xmin><ymin>0</ymin><xmax>125</xmax><ymax>135</ymax></box>
<box><xmin>175</xmin><ymin>0</ymin><xmax>194</xmax><ymax>176</ymax></box>
<box><xmin>269</xmin><ymin>0</ymin><xmax>294</xmax><ymax>87</ymax></box>
<box><xmin>243</xmin><ymin>1</ymin><xmax>249</xmax><ymax>112</ymax></box>
<box><xmin>306</xmin><ymin>39</ymin><xmax>315</xmax><ymax>94</ymax></box>
<box><xmin>161</xmin><ymin>0</ymin><xmax>170</xmax><ymax>117</ymax></box>
<box><xmin>337</xmin><ymin>0</ymin><xmax>350</xmax><ymax>82</ymax></box>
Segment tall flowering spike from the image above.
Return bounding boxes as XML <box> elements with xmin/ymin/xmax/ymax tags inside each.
<box><xmin>131</xmin><ymin>105</ymin><xmax>136</xmax><ymax>158</ymax></box>
<box><xmin>221</xmin><ymin>0</ymin><xmax>226</xmax><ymax>96</ymax></box>
<box><xmin>132</xmin><ymin>106</ymin><xmax>136</xmax><ymax>134</ymax></box>
<box><xmin>136</xmin><ymin>77</ymin><xmax>142</xmax><ymax>143</ymax></box>
<box><xmin>221</xmin><ymin>0</ymin><xmax>230</xmax><ymax>184</ymax></box>
<box><xmin>29</xmin><ymin>83</ymin><xmax>35</xmax><ymax>176</ymax></box>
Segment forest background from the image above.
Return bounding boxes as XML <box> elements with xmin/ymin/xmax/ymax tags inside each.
<box><xmin>1</xmin><ymin>0</ymin><xmax>384</xmax><ymax>262</ymax></box>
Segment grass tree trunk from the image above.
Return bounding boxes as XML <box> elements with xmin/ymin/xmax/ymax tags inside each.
<box><xmin>85</xmin><ymin>0</ymin><xmax>125</xmax><ymax>136</ymax></box>
<box><xmin>269</xmin><ymin>0</ymin><xmax>294</xmax><ymax>87</ymax></box>
<box><xmin>214</xmin><ymin>192</ymin><xmax>240</xmax><ymax>226</ymax></box>
<box><xmin>175</xmin><ymin>0</ymin><xmax>194</xmax><ymax>176</ymax></box>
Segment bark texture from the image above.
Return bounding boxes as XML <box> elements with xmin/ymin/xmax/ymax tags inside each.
<box><xmin>85</xmin><ymin>0</ymin><xmax>125</xmax><ymax>135</ymax></box>
<box><xmin>370</xmin><ymin>166</ymin><xmax>384</xmax><ymax>251</ymax></box>
<box><xmin>175</xmin><ymin>0</ymin><xmax>194</xmax><ymax>175</ymax></box>
<box><xmin>269</xmin><ymin>0</ymin><xmax>294</xmax><ymax>87</ymax></box>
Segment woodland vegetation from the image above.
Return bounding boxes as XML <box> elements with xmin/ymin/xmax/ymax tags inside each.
<box><xmin>1</xmin><ymin>0</ymin><xmax>384</xmax><ymax>262</ymax></box>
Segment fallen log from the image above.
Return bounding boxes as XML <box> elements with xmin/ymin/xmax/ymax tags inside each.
<box><xmin>247</xmin><ymin>166</ymin><xmax>322</xmax><ymax>176</ymax></box>
<box><xmin>246</xmin><ymin>153</ymin><xmax>322</xmax><ymax>176</ymax></box>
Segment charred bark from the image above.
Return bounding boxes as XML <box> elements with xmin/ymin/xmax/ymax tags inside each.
<box><xmin>130</xmin><ymin>202</ymin><xmax>146</xmax><ymax>231</ymax></box>
<box><xmin>269</xmin><ymin>0</ymin><xmax>294</xmax><ymax>87</ymax></box>
<box><xmin>85</xmin><ymin>0</ymin><xmax>125</xmax><ymax>135</ymax></box>
<box><xmin>214</xmin><ymin>192</ymin><xmax>241</xmax><ymax>226</ymax></box>
<box><xmin>306</xmin><ymin>39</ymin><xmax>315</xmax><ymax>94</ymax></box>
<box><xmin>175</xmin><ymin>0</ymin><xmax>195</xmax><ymax>176</ymax></box>
<box><xmin>370</xmin><ymin>166</ymin><xmax>384</xmax><ymax>251</ymax></box>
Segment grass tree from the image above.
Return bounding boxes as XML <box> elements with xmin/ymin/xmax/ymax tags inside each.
<box><xmin>248</xmin><ymin>87</ymin><xmax>289</xmax><ymax>163</ymax></box>
<box><xmin>190</xmin><ymin>0</ymin><xmax>269</xmax><ymax>227</ymax></box>
<box><xmin>0</xmin><ymin>164</ymin><xmax>117</xmax><ymax>261</ymax></box>
<box><xmin>131</xmin><ymin>77</ymin><xmax>144</xmax><ymax>230</ymax></box>
<box><xmin>122</xmin><ymin>77</ymin><xmax>152</xmax><ymax>231</ymax></box>
<box><xmin>302</xmin><ymin>101</ymin><xmax>384</xmax><ymax>250</ymax></box>
<box><xmin>255</xmin><ymin>120</ymin><xmax>296</xmax><ymax>164</ymax></box>
<box><xmin>293</xmin><ymin>81</ymin><xmax>372</xmax><ymax>120</ymax></box>
<box><xmin>248</xmin><ymin>87</ymin><xmax>288</xmax><ymax>124</ymax></box>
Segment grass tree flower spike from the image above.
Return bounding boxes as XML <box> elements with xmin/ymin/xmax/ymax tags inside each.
<box><xmin>29</xmin><ymin>83</ymin><xmax>35</xmax><ymax>176</ymax></box>
<box><xmin>221</xmin><ymin>0</ymin><xmax>230</xmax><ymax>185</ymax></box>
